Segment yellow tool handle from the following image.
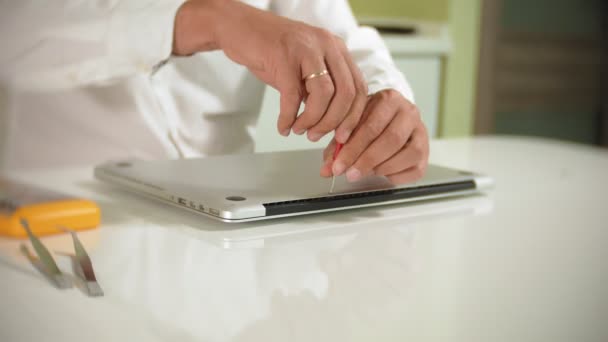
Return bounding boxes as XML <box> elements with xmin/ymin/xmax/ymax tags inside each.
<box><xmin>0</xmin><ymin>199</ymin><xmax>100</xmax><ymax>238</ymax></box>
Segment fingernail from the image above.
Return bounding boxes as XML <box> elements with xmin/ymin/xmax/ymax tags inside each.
<box><xmin>346</xmin><ymin>168</ymin><xmax>362</xmax><ymax>182</ymax></box>
<box><xmin>308</xmin><ymin>132</ymin><xmax>323</xmax><ymax>142</ymax></box>
<box><xmin>281</xmin><ymin>129</ymin><xmax>290</xmax><ymax>137</ymax></box>
<box><xmin>332</xmin><ymin>161</ymin><xmax>346</xmax><ymax>176</ymax></box>
<box><xmin>293</xmin><ymin>128</ymin><xmax>305</xmax><ymax>135</ymax></box>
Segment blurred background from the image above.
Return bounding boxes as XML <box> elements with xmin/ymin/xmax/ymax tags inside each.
<box><xmin>347</xmin><ymin>0</ymin><xmax>607</xmax><ymax>146</ymax></box>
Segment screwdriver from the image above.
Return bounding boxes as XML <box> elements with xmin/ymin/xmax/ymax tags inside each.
<box><xmin>329</xmin><ymin>143</ymin><xmax>343</xmax><ymax>194</ymax></box>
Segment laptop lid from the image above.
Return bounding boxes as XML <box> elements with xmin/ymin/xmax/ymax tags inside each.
<box><xmin>94</xmin><ymin>149</ymin><xmax>493</xmax><ymax>222</ymax></box>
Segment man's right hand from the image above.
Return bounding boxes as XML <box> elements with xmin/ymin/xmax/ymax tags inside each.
<box><xmin>172</xmin><ymin>0</ymin><xmax>368</xmax><ymax>144</ymax></box>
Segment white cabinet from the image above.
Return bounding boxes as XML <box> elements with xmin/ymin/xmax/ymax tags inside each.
<box><xmin>255</xmin><ymin>29</ymin><xmax>451</xmax><ymax>153</ymax></box>
<box><xmin>392</xmin><ymin>56</ymin><xmax>441</xmax><ymax>137</ymax></box>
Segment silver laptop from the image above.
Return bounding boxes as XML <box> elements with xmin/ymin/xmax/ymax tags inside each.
<box><xmin>94</xmin><ymin>149</ymin><xmax>493</xmax><ymax>222</ymax></box>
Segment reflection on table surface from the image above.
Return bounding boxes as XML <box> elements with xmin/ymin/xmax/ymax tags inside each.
<box><xmin>0</xmin><ymin>190</ymin><xmax>491</xmax><ymax>339</ymax></box>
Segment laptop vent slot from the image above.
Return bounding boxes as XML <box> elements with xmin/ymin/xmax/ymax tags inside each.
<box><xmin>263</xmin><ymin>180</ymin><xmax>476</xmax><ymax>216</ymax></box>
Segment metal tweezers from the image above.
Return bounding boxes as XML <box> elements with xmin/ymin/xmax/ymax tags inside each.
<box><xmin>19</xmin><ymin>219</ymin><xmax>104</xmax><ymax>297</ymax></box>
<box><xmin>58</xmin><ymin>226</ymin><xmax>104</xmax><ymax>297</ymax></box>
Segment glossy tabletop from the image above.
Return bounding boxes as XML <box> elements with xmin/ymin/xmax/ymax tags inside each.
<box><xmin>1</xmin><ymin>136</ymin><xmax>607</xmax><ymax>341</ymax></box>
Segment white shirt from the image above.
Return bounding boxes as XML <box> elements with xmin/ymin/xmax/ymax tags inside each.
<box><xmin>0</xmin><ymin>0</ymin><xmax>412</xmax><ymax>170</ymax></box>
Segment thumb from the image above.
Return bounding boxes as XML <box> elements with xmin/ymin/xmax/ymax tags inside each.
<box><xmin>320</xmin><ymin>138</ymin><xmax>337</xmax><ymax>177</ymax></box>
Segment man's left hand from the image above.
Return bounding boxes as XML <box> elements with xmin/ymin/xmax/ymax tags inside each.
<box><xmin>320</xmin><ymin>89</ymin><xmax>429</xmax><ymax>185</ymax></box>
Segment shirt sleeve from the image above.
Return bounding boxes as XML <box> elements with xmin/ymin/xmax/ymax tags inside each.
<box><xmin>270</xmin><ymin>0</ymin><xmax>415</xmax><ymax>103</ymax></box>
<box><xmin>0</xmin><ymin>0</ymin><xmax>185</xmax><ymax>91</ymax></box>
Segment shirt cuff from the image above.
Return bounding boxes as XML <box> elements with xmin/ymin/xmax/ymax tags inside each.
<box><xmin>345</xmin><ymin>26</ymin><xmax>416</xmax><ymax>104</ymax></box>
<box><xmin>107</xmin><ymin>0</ymin><xmax>186</xmax><ymax>75</ymax></box>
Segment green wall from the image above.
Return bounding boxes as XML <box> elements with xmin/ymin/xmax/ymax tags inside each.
<box><xmin>439</xmin><ymin>0</ymin><xmax>481</xmax><ymax>137</ymax></box>
<box><xmin>349</xmin><ymin>0</ymin><xmax>449</xmax><ymax>22</ymax></box>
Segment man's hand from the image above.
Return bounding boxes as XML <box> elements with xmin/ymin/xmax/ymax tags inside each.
<box><xmin>173</xmin><ymin>0</ymin><xmax>368</xmax><ymax>144</ymax></box>
<box><xmin>320</xmin><ymin>89</ymin><xmax>429</xmax><ymax>185</ymax></box>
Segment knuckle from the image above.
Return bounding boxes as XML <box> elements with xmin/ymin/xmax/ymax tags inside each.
<box><xmin>299</xmin><ymin>50</ymin><xmax>318</xmax><ymax>65</ymax></box>
<box><xmin>363</xmin><ymin>119</ymin><xmax>384</xmax><ymax>138</ymax></box>
<box><xmin>339</xmin><ymin>84</ymin><xmax>356</xmax><ymax>104</ymax></box>
<box><xmin>285</xmin><ymin>30</ymin><xmax>314</xmax><ymax>53</ymax></box>
<box><xmin>410</xmin><ymin>139</ymin><xmax>426</xmax><ymax>157</ymax></box>
<box><xmin>386</xmin><ymin>127</ymin><xmax>406</xmax><ymax>146</ymax></box>
<box><xmin>412</xmin><ymin>102</ymin><xmax>421</xmax><ymax>114</ymax></box>
<box><xmin>333</xmin><ymin>35</ymin><xmax>347</xmax><ymax>47</ymax></box>
<box><xmin>410</xmin><ymin>136</ymin><xmax>423</xmax><ymax>150</ymax></box>
<box><xmin>381</xmin><ymin>89</ymin><xmax>403</xmax><ymax>104</ymax></box>
<box><xmin>315</xmin><ymin>28</ymin><xmax>335</xmax><ymax>43</ymax></box>
<box><xmin>378</xmin><ymin>88</ymin><xmax>398</xmax><ymax>101</ymax></box>
<box><xmin>407</xmin><ymin>103</ymin><xmax>421</xmax><ymax>117</ymax></box>
<box><xmin>317</xmin><ymin>80</ymin><xmax>335</xmax><ymax>97</ymax></box>
<box><xmin>356</xmin><ymin>81</ymin><xmax>368</xmax><ymax>99</ymax></box>
<box><xmin>400</xmin><ymin>111</ymin><xmax>415</xmax><ymax>130</ymax></box>
<box><xmin>414</xmin><ymin>148</ymin><xmax>425</xmax><ymax>162</ymax></box>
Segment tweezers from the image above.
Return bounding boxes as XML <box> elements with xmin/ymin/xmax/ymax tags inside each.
<box><xmin>19</xmin><ymin>218</ymin><xmax>72</xmax><ymax>289</ymax></box>
<box><xmin>19</xmin><ymin>219</ymin><xmax>104</xmax><ymax>296</ymax></box>
<box><xmin>58</xmin><ymin>226</ymin><xmax>104</xmax><ymax>297</ymax></box>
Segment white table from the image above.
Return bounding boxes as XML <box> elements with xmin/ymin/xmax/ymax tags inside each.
<box><xmin>1</xmin><ymin>136</ymin><xmax>607</xmax><ymax>341</ymax></box>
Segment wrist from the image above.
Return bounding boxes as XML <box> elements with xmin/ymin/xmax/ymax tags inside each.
<box><xmin>173</xmin><ymin>0</ymin><xmax>225</xmax><ymax>55</ymax></box>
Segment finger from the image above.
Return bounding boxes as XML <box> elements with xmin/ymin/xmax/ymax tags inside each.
<box><xmin>276</xmin><ymin>64</ymin><xmax>304</xmax><ymax>136</ymax></box>
<box><xmin>320</xmin><ymin>139</ymin><xmax>337</xmax><ymax>177</ymax></box>
<box><xmin>332</xmin><ymin>94</ymin><xmax>398</xmax><ymax>177</ymax></box>
<box><xmin>320</xmin><ymin>159</ymin><xmax>333</xmax><ymax>178</ymax></box>
<box><xmin>322</xmin><ymin>138</ymin><xmax>337</xmax><ymax>162</ymax></box>
<box><xmin>334</xmin><ymin>40</ymin><xmax>368</xmax><ymax>144</ymax></box>
<box><xmin>345</xmin><ymin>109</ymin><xmax>415</xmax><ymax>182</ymax></box>
<box><xmin>374</xmin><ymin>128</ymin><xmax>427</xmax><ymax>176</ymax></box>
<box><xmin>386</xmin><ymin>163</ymin><xmax>427</xmax><ymax>185</ymax></box>
<box><xmin>306</xmin><ymin>44</ymin><xmax>355</xmax><ymax>142</ymax></box>
<box><xmin>291</xmin><ymin>57</ymin><xmax>334</xmax><ymax>135</ymax></box>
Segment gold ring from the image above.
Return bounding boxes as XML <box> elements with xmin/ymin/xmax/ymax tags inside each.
<box><xmin>303</xmin><ymin>69</ymin><xmax>330</xmax><ymax>81</ymax></box>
